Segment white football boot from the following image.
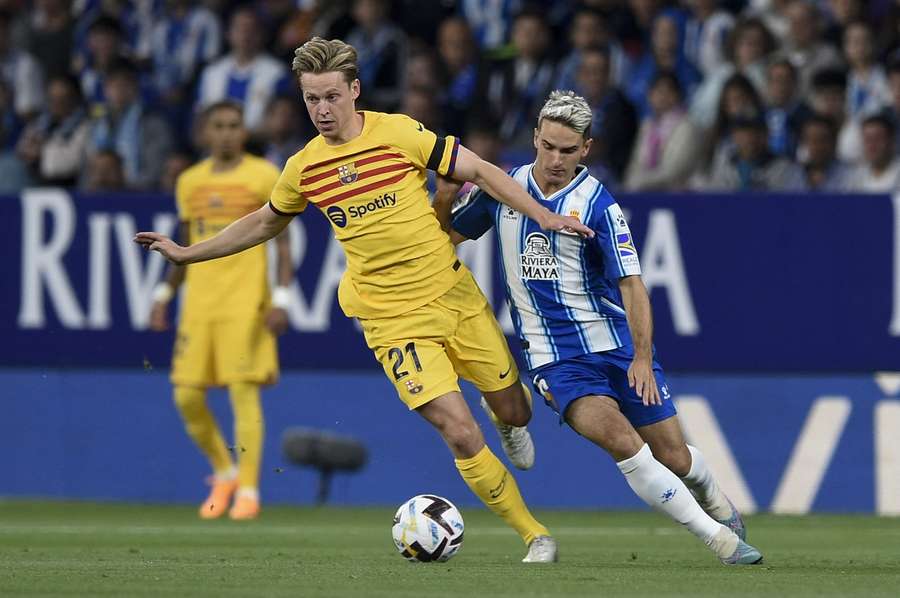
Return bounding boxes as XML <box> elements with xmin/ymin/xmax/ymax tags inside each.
<box><xmin>480</xmin><ymin>396</ymin><xmax>535</xmax><ymax>470</ymax></box>
<box><xmin>522</xmin><ymin>536</ymin><xmax>558</xmax><ymax>563</ymax></box>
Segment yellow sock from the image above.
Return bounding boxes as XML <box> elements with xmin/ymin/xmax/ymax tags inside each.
<box><xmin>173</xmin><ymin>385</ymin><xmax>232</xmax><ymax>475</ymax></box>
<box><xmin>229</xmin><ymin>382</ymin><xmax>264</xmax><ymax>491</ymax></box>
<box><xmin>455</xmin><ymin>445</ymin><xmax>549</xmax><ymax>545</ymax></box>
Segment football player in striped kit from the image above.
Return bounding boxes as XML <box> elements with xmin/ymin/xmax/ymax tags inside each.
<box><xmin>439</xmin><ymin>90</ymin><xmax>764</xmax><ymax>566</ymax></box>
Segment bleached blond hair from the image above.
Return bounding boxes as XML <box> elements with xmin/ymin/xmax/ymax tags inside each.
<box><xmin>292</xmin><ymin>37</ymin><xmax>359</xmax><ymax>84</ymax></box>
<box><xmin>537</xmin><ymin>90</ymin><xmax>593</xmax><ymax>139</ymax></box>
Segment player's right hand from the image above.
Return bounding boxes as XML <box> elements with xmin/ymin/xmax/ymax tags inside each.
<box><xmin>149</xmin><ymin>301</ymin><xmax>169</xmax><ymax>332</ymax></box>
<box><xmin>134</xmin><ymin>232</ymin><xmax>191</xmax><ymax>265</ymax></box>
<box><xmin>540</xmin><ymin>211</ymin><xmax>595</xmax><ymax>239</ymax></box>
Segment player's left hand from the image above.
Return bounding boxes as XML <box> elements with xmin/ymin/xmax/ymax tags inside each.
<box><xmin>628</xmin><ymin>358</ymin><xmax>661</xmax><ymax>406</ymax></box>
<box><xmin>265</xmin><ymin>307</ymin><xmax>290</xmax><ymax>335</ymax></box>
<box><xmin>540</xmin><ymin>211</ymin><xmax>595</xmax><ymax>239</ymax></box>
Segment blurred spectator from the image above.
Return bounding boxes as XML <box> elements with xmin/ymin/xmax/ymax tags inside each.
<box><xmin>704</xmin><ymin>112</ymin><xmax>803</xmax><ymax>191</ymax></box>
<box><xmin>87</xmin><ymin>59</ymin><xmax>173</xmax><ymax>190</ymax></box>
<box><xmin>764</xmin><ymin>58</ymin><xmax>812</xmax><ymax>157</ymax></box>
<box><xmin>888</xmin><ymin>59</ymin><xmax>900</xmax><ymax>148</ymax></box>
<box><xmin>798</xmin><ymin>114</ymin><xmax>855</xmax><ymax>191</ymax></box>
<box><xmin>16</xmin><ymin>74</ymin><xmax>89</xmax><ymax>186</ymax></box>
<box><xmin>401</xmin><ymin>86</ymin><xmax>441</xmax><ymax>134</ymax></box>
<box><xmin>22</xmin><ymin>0</ymin><xmax>73</xmax><ymax>80</ymax></box>
<box><xmin>877</xmin><ymin>1</ymin><xmax>900</xmax><ymax>60</ymax></box>
<box><xmin>783</xmin><ymin>0</ymin><xmax>843</xmax><ymax>95</ymax></box>
<box><xmin>160</xmin><ymin>149</ymin><xmax>194</xmax><ymax>194</ymax></box>
<box><xmin>261</xmin><ymin>95</ymin><xmax>305</xmax><ymax>169</ymax></box>
<box><xmin>699</xmin><ymin>73</ymin><xmax>766</xmax><ymax>178</ymax></box>
<box><xmin>437</xmin><ymin>17</ymin><xmax>479</xmax><ymax>135</ymax></box>
<box><xmin>627</xmin><ymin>10</ymin><xmax>702</xmax><ymax>118</ymax></box>
<box><xmin>346</xmin><ymin>0</ymin><xmax>407</xmax><ymax>111</ymax></box>
<box><xmin>575</xmin><ymin>46</ymin><xmax>637</xmax><ymax>181</ymax></box>
<box><xmin>843</xmin><ymin>21</ymin><xmax>892</xmax><ymax>120</ymax></box>
<box><xmin>142</xmin><ymin>0</ymin><xmax>221</xmax><ymax>108</ymax></box>
<box><xmin>196</xmin><ymin>6</ymin><xmax>288</xmax><ymax>134</ymax></box>
<box><xmin>77</xmin><ymin>16</ymin><xmax>128</xmax><ymax>113</ymax></box>
<box><xmin>463</xmin><ymin>116</ymin><xmax>503</xmax><ymax>169</ymax></box>
<box><xmin>628</xmin><ymin>0</ymin><xmax>665</xmax><ymax>48</ymax></box>
<box><xmin>82</xmin><ymin>148</ymin><xmax>126</xmax><ymax>192</ymax></box>
<box><xmin>624</xmin><ymin>71</ymin><xmax>700</xmax><ymax>191</ymax></box>
<box><xmin>851</xmin><ymin>113</ymin><xmax>900</xmax><ymax>192</ymax></box>
<box><xmin>683</xmin><ymin>0</ymin><xmax>735</xmax><ymax>77</ymax></box>
<box><xmin>479</xmin><ymin>9</ymin><xmax>556</xmax><ymax>147</ymax></box>
<box><xmin>823</xmin><ymin>0</ymin><xmax>867</xmax><ymax>46</ymax></box>
<box><xmin>405</xmin><ymin>50</ymin><xmax>443</xmax><ymax>96</ymax></box>
<box><xmin>0</xmin><ymin>79</ymin><xmax>32</xmax><ymax>192</ymax></box>
<box><xmin>459</xmin><ymin>0</ymin><xmax>523</xmax><ymax>49</ymax></box>
<box><xmin>0</xmin><ymin>9</ymin><xmax>45</xmax><ymax>120</ymax></box>
<box><xmin>810</xmin><ymin>67</ymin><xmax>863</xmax><ymax>163</ymax></box>
<box><xmin>555</xmin><ymin>8</ymin><xmax>630</xmax><ymax>90</ymax></box>
<box><xmin>690</xmin><ymin>17</ymin><xmax>776</xmax><ymax>130</ymax></box>
<box><xmin>745</xmin><ymin>0</ymin><xmax>792</xmax><ymax>43</ymax></box>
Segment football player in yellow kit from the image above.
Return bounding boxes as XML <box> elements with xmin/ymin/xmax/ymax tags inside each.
<box><xmin>149</xmin><ymin>100</ymin><xmax>293</xmax><ymax>520</ymax></box>
<box><xmin>137</xmin><ymin>38</ymin><xmax>593</xmax><ymax>560</ymax></box>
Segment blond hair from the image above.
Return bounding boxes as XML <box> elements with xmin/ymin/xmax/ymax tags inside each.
<box><xmin>538</xmin><ymin>90</ymin><xmax>593</xmax><ymax>139</ymax></box>
<box><xmin>292</xmin><ymin>37</ymin><xmax>359</xmax><ymax>84</ymax></box>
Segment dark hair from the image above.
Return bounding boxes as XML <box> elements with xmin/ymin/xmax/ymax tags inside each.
<box><xmin>861</xmin><ymin>112</ymin><xmax>897</xmax><ymax>136</ymax></box>
<box><xmin>202</xmin><ymin>99</ymin><xmax>244</xmax><ymax>121</ymax></box>
<box><xmin>811</xmin><ymin>68</ymin><xmax>848</xmax><ymax>92</ymax></box>
<box><xmin>106</xmin><ymin>58</ymin><xmax>139</xmax><ymax>82</ymax></box>
<box><xmin>87</xmin><ymin>16</ymin><xmax>123</xmax><ymax>37</ymax></box>
<box><xmin>803</xmin><ymin>113</ymin><xmax>838</xmax><ymax>139</ymax></box>
<box><xmin>650</xmin><ymin>70</ymin><xmax>683</xmax><ymax>100</ymax></box>
<box><xmin>48</xmin><ymin>73</ymin><xmax>84</xmax><ymax>103</ymax></box>
<box><xmin>768</xmin><ymin>56</ymin><xmax>797</xmax><ymax>79</ymax></box>
<box><xmin>94</xmin><ymin>149</ymin><xmax>123</xmax><ymax>165</ymax></box>
<box><xmin>726</xmin><ymin>17</ymin><xmax>777</xmax><ymax>63</ymax></box>
<box><xmin>887</xmin><ymin>58</ymin><xmax>900</xmax><ymax>78</ymax></box>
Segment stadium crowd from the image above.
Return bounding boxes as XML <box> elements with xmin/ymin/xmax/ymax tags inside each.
<box><xmin>1</xmin><ymin>0</ymin><xmax>899</xmax><ymax>194</ymax></box>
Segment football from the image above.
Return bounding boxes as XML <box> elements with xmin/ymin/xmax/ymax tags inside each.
<box><xmin>391</xmin><ymin>494</ymin><xmax>465</xmax><ymax>562</ymax></box>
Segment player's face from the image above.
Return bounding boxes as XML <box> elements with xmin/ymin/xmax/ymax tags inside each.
<box><xmin>533</xmin><ymin>120</ymin><xmax>591</xmax><ymax>189</ymax></box>
<box><xmin>301</xmin><ymin>72</ymin><xmax>361</xmax><ymax>140</ymax></box>
<box><xmin>205</xmin><ymin>107</ymin><xmax>247</xmax><ymax>159</ymax></box>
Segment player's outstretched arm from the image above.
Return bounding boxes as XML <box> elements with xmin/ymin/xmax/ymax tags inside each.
<box><xmin>135</xmin><ymin>204</ymin><xmax>292</xmax><ymax>266</ymax></box>
<box><xmin>450</xmin><ymin>145</ymin><xmax>594</xmax><ymax>238</ymax></box>
<box><xmin>619</xmin><ymin>275</ymin><xmax>661</xmax><ymax>406</ymax></box>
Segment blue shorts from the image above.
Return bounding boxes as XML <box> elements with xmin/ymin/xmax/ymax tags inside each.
<box><xmin>531</xmin><ymin>346</ymin><xmax>676</xmax><ymax>428</ymax></box>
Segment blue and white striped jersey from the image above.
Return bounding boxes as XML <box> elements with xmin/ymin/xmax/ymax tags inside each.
<box><xmin>451</xmin><ymin>163</ymin><xmax>641</xmax><ymax>370</ymax></box>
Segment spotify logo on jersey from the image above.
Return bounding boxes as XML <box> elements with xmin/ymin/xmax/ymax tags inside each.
<box><xmin>326</xmin><ymin>206</ymin><xmax>347</xmax><ymax>228</ymax></box>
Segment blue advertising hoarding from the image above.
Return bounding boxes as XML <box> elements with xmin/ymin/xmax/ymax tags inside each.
<box><xmin>1</xmin><ymin>189</ymin><xmax>898</xmax><ymax>371</ymax></box>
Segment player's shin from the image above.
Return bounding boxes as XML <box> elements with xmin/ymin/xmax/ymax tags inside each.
<box><xmin>173</xmin><ymin>385</ymin><xmax>233</xmax><ymax>476</ymax></box>
<box><xmin>455</xmin><ymin>445</ymin><xmax>549</xmax><ymax>545</ymax></box>
<box><xmin>680</xmin><ymin>445</ymin><xmax>734</xmax><ymax>521</ymax></box>
<box><xmin>228</xmin><ymin>382</ymin><xmax>264</xmax><ymax>495</ymax></box>
<box><xmin>616</xmin><ymin>444</ymin><xmax>734</xmax><ymax>554</ymax></box>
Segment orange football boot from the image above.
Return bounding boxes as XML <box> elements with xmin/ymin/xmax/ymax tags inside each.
<box><xmin>229</xmin><ymin>495</ymin><xmax>260</xmax><ymax>520</ymax></box>
<box><xmin>199</xmin><ymin>478</ymin><xmax>238</xmax><ymax>519</ymax></box>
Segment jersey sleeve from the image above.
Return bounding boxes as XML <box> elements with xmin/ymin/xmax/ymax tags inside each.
<box><xmin>451</xmin><ymin>185</ymin><xmax>496</xmax><ymax>240</ymax></box>
<box><xmin>269</xmin><ymin>154</ymin><xmax>308</xmax><ymax>215</ymax></box>
<box><xmin>592</xmin><ymin>200</ymin><xmax>642</xmax><ymax>279</ymax></box>
<box><xmin>390</xmin><ymin>114</ymin><xmax>460</xmax><ymax>177</ymax></box>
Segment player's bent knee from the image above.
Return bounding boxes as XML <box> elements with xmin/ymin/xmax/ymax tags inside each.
<box><xmin>440</xmin><ymin>420</ymin><xmax>484</xmax><ymax>457</ymax></box>
<box><xmin>654</xmin><ymin>444</ymin><xmax>692</xmax><ymax>477</ymax></box>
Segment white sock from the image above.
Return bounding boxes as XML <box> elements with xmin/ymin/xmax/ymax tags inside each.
<box><xmin>680</xmin><ymin>445</ymin><xmax>734</xmax><ymax>521</ymax></box>
<box><xmin>214</xmin><ymin>465</ymin><xmax>238</xmax><ymax>482</ymax></box>
<box><xmin>617</xmin><ymin>444</ymin><xmax>726</xmax><ymax>546</ymax></box>
<box><xmin>236</xmin><ymin>486</ymin><xmax>259</xmax><ymax>501</ymax></box>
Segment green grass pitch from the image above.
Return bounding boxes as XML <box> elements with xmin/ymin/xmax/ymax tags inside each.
<box><xmin>1</xmin><ymin>501</ymin><xmax>898</xmax><ymax>597</ymax></box>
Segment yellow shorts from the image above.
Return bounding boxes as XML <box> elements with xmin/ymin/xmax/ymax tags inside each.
<box><xmin>171</xmin><ymin>315</ymin><xmax>278</xmax><ymax>387</ymax></box>
<box><xmin>360</xmin><ymin>270</ymin><xmax>519</xmax><ymax>409</ymax></box>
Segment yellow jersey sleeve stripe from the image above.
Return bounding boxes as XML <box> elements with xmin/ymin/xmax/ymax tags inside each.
<box><xmin>426</xmin><ymin>135</ymin><xmax>460</xmax><ymax>176</ymax></box>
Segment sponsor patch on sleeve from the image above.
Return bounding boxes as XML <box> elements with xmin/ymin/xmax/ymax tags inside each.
<box><xmin>609</xmin><ymin>204</ymin><xmax>641</xmax><ymax>272</ymax></box>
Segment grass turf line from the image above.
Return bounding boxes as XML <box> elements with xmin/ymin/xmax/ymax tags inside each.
<box><xmin>0</xmin><ymin>501</ymin><xmax>898</xmax><ymax>597</ymax></box>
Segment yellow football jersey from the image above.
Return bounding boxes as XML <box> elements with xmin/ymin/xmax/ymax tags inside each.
<box><xmin>270</xmin><ymin>111</ymin><xmax>462</xmax><ymax>319</ymax></box>
<box><xmin>176</xmin><ymin>154</ymin><xmax>281</xmax><ymax>319</ymax></box>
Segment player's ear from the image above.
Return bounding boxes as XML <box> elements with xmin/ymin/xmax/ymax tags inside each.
<box><xmin>533</xmin><ymin>127</ymin><xmax>540</xmax><ymax>150</ymax></box>
<box><xmin>349</xmin><ymin>79</ymin><xmax>361</xmax><ymax>101</ymax></box>
<box><xmin>581</xmin><ymin>137</ymin><xmax>593</xmax><ymax>158</ymax></box>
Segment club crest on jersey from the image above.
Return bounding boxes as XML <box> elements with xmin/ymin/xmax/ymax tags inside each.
<box><xmin>521</xmin><ymin>233</ymin><xmax>559</xmax><ymax>281</ymax></box>
<box><xmin>338</xmin><ymin>163</ymin><xmax>358</xmax><ymax>185</ymax></box>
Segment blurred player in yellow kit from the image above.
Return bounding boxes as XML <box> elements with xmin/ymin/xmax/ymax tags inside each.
<box><xmin>138</xmin><ymin>38</ymin><xmax>592</xmax><ymax>560</ymax></box>
<box><xmin>149</xmin><ymin>100</ymin><xmax>294</xmax><ymax>520</ymax></box>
